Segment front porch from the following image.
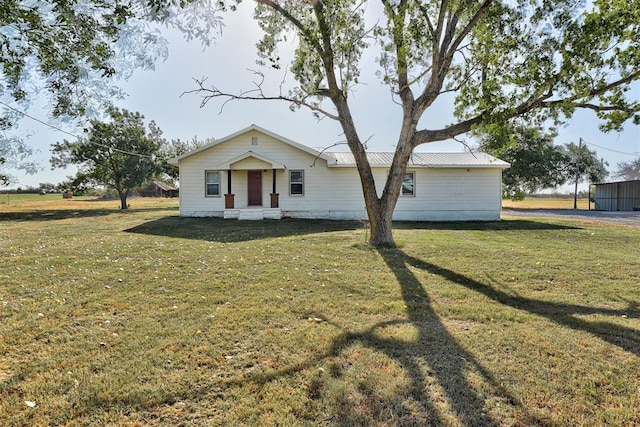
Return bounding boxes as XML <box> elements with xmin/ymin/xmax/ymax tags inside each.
<box><xmin>223</xmin><ymin>207</ymin><xmax>282</xmax><ymax>220</ymax></box>
<box><xmin>218</xmin><ymin>150</ymin><xmax>285</xmax><ymax>220</ymax></box>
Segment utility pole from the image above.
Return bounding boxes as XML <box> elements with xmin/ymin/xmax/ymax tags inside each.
<box><xmin>573</xmin><ymin>137</ymin><xmax>582</xmax><ymax>209</ymax></box>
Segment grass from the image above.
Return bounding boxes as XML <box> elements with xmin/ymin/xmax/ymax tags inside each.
<box><xmin>502</xmin><ymin>197</ymin><xmax>591</xmax><ymax>210</ymax></box>
<box><xmin>1</xmin><ymin>196</ymin><xmax>638</xmax><ymax>426</ymax></box>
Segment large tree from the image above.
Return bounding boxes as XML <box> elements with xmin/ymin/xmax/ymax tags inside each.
<box><xmin>478</xmin><ymin>124</ymin><xmax>569</xmax><ymax>200</ymax></box>
<box><xmin>478</xmin><ymin>125</ymin><xmax>609</xmax><ymax>199</ymax></box>
<box><xmin>191</xmin><ymin>0</ymin><xmax>640</xmax><ymax>245</ymax></box>
<box><xmin>50</xmin><ymin>108</ymin><xmax>164</xmax><ymax>209</ymax></box>
<box><xmin>564</xmin><ymin>141</ymin><xmax>608</xmax><ymax>185</ymax></box>
<box><xmin>159</xmin><ymin>136</ymin><xmax>213</xmax><ymax>181</ymax></box>
<box><xmin>0</xmin><ymin>0</ymin><xmax>221</xmax><ymax>181</ymax></box>
<box><xmin>613</xmin><ymin>158</ymin><xmax>640</xmax><ymax>181</ymax></box>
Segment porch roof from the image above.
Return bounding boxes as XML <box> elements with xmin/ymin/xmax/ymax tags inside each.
<box><xmin>216</xmin><ymin>151</ymin><xmax>286</xmax><ymax>170</ymax></box>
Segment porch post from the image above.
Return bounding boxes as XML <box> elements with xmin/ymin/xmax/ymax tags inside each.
<box><xmin>270</xmin><ymin>168</ymin><xmax>279</xmax><ymax>208</ymax></box>
<box><xmin>225</xmin><ymin>169</ymin><xmax>234</xmax><ymax>209</ymax></box>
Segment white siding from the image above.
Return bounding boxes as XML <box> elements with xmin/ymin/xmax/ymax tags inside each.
<box><xmin>179</xmin><ymin>130</ymin><xmax>333</xmax><ymax>216</ymax></box>
<box><xmin>393</xmin><ymin>168</ymin><xmax>502</xmax><ymax>220</ymax></box>
<box><xmin>177</xmin><ymin>129</ymin><xmax>503</xmax><ymax>220</ymax></box>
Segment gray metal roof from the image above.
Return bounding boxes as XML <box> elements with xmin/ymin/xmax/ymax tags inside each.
<box><xmin>324</xmin><ymin>151</ymin><xmax>509</xmax><ymax>169</ymax></box>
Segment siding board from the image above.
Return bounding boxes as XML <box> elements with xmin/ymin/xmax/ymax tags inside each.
<box><xmin>175</xmin><ymin>127</ymin><xmax>506</xmax><ymax>221</ymax></box>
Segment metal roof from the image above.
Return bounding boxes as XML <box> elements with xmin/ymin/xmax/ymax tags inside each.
<box><xmin>166</xmin><ymin>124</ymin><xmax>509</xmax><ymax>169</ymax></box>
<box><xmin>152</xmin><ymin>181</ymin><xmax>177</xmax><ymax>191</ymax></box>
<box><xmin>324</xmin><ymin>151</ymin><xmax>509</xmax><ymax>169</ymax></box>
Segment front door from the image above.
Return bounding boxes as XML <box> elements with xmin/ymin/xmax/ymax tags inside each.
<box><xmin>248</xmin><ymin>171</ymin><xmax>262</xmax><ymax>206</ymax></box>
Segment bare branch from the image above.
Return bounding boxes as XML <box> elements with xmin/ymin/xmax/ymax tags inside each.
<box><xmin>309</xmin><ymin>141</ymin><xmax>348</xmax><ymax>167</ymax></box>
<box><xmin>452</xmin><ymin>135</ymin><xmax>477</xmax><ymax>156</ymax></box>
<box><xmin>183</xmin><ymin>73</ymin><xmax>341</xmax><ymax>121</ymax></box>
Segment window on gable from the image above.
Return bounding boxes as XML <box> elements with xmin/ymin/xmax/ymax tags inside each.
<box><xmin>205</xmin><ymin>171</ymin><xmax>220</xmax><ymax>196</ymax></box>
<box><xmin>290</xmin><ymin>170</ymin><xmax>304</xmax><ymax>195</ymax></box>
<box><xmin>401</xmin><ymin>172</ymin><xmax>415</xmax><ymax>196</ymax></box>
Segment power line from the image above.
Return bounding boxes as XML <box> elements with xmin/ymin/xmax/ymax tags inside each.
<box><xmin>580</xmin><ymin>138</ymin><xmax>638</xmax><ymax>157</ymax></box>
<box><xmin>0</xmin><ymin>101</ymin><xmax>154</xmax><ymax>159</ymax></box>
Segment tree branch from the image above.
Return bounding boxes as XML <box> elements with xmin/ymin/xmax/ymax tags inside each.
<box><xmin>415</xmin><ymin>69</ymin><xmax>640</xmax><ymax>147</ymax></box>
<box><xmin>416</xmin><ymin>0</ymin><xmax>492</xmax><ymax>113</ymax></box>
<box><xmin>255</xmin><ymin>0</ymin><xmax>324</xmax><ymax>56</ymax></box>
<box><xmin>446</xmin><ymin>0</ymin><xmax>493</xmax><ymax>67</ymax></box>
<box><xmin>183</xmin><ymin>74</ymin><xmax>341</xmax><ymax>121</ymax></box>
<box><xmin>539</xmin><ymin>69</ymin><xmax>640</xmax><ymax>111</ymax></box>
<box><xmin>381</xmin><ymin>0</ymin><xmax>412</xmax><ymax>101</ymax></box>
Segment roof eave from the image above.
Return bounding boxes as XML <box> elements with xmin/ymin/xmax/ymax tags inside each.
<box><xmin>170</xmin><ymin>124</ymin><xmax>331</xmax><ymax>164</ymax></box>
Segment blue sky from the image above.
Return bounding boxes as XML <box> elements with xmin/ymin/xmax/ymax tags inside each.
<box><xmin>6</xmin><ymin>1</ymin><xmax>640</xmax><ymax>189</ymax></box>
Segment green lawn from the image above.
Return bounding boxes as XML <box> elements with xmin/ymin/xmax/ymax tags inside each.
<box><xmin>1</xmin><ymin>197</ymin><xmax>638</xmax><ymax>426</ymax></box>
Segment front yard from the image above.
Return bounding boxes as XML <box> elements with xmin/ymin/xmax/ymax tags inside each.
<box><xmin>1</xmin><ymin>196</ymin><xmax>638</xmax><ymax>425</ymax></box>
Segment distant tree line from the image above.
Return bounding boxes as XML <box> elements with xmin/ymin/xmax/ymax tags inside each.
<box><xmin>477</xmin><ymin>124</ymin><xmax>611</xmax><ymax>200</ymax></box>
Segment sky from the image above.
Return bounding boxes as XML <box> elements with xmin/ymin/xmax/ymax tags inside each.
<box><xmin>4</xmin><ymin>1</ymin><xmax>640</xmax><ymax>190</ymax></box>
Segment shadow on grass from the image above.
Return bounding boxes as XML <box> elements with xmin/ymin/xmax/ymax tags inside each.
<box><xmin>204</xmin><ymin>246</ymin><xmax>637</xmax><ymax>424</ymax></box>
<box><xmin>125</xmin><ymin>217</ymin><xmax>580</xmax><ymax>243</ymax></box>
<box><xmin>202</xmin><ymin>247</ymin><xmax>533</xmax><ymax>425</ymax></box>
<box><xmin>393</xmin><ymin>219</ymin><xmax>582</xmax><ymax>231</ymax></box>
<box><xmin>126</xmin><ymin>217</ymin><xmax>364</xmax><ymax>242</ymax></box>
<box><xmin>0</xmin><ymin>206</ymin><xmax>176</xmax><ymax>222</ymax></box>
<box><xmin>315</xmin><ymin>247</ymin><xmax>529</xmax><ymax>426</ymax></box>
<box><xmin>402</xmin><ymin>253</ymin><xmax>640</xmax><ymax>357</ymax></box>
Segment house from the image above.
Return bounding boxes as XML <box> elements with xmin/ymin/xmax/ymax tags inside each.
<box><xmin>139</xmin><ymin>180</ymin><xmax>178</xmax><ymax>198</ymax></box>
<box><xmin>169</xmin><ymin>124</ymin><xmax>509</xmax><ymax>221</ymax></box>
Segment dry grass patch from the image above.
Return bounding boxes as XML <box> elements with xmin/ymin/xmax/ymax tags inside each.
<box><xmin>502</xmin><ymin>197</ymin><xmax>590</xmax><ymax>210</ymax></box>
<box><xmin>1</xmin><ymin>196</ymin><xmax>638</xmax><ymax>426</ymax></box>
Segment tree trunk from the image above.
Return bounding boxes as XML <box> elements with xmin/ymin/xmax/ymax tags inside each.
<box><xmin>368</xmin><ymin>202</ymin><xmax>395</xmax><ymax>246</ymax></box>
<box><xmin>118</xmin><ymin>189</ymin><xmax>128</xmax><ymax>210</ymax></box>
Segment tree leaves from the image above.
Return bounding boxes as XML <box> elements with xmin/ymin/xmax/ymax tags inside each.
<box><xmin>478</xmin><ymin>123</ymin><xmax>609</xmax><ymax>199</ymax></box>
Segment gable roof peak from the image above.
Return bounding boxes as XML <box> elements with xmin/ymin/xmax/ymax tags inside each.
<box><xmin>168</xmin><ymin>124</ymin><xmax>332</xmax><ymax>164</ymax></box>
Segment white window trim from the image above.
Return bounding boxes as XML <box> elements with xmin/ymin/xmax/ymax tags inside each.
<box><xmin>205</xmin><ymin>170</ymin><xmax>221</xmax><ymax>197</ymax></box>
<box><xmin>400</xmin><ymin>171</ymin><xmax>416</xmax><ymax>197</ymax></box>
<box><xmin>289</xmin><ymin>170</ymin><xmax>304</xmax><ymax>196</ymax></box>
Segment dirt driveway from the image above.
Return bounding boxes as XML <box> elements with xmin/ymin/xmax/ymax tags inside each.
<box><xmin>502</xmin><ymin>208</ymin><xmax>640</xmax><ymax>227</ymax></box>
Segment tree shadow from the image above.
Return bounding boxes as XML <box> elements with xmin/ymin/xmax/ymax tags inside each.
<box><xmin>198</xmin><ymin>247</ymin><xmax>530</xmax><ymax>425</ymax></box>
<box><xmin>126</xmin><ymin>217</ymin><xmax>365</xmax><ymax>243</ymax></box>
<box><xmin>325</xmin><ymin>247</ymin><xmax>527</xmax><ymax>425</ymax></box>
<box><xmin>403</xmin><ymin>254</ymin><xmax>640</xmax><ymax>357</ymax></box>
<box><xmin>392</xmin><ymin>219</ymin><xmax>581</xmax><ymax>231</ymax></box>
<box><xmin>126</xmin><ymin>217</ymin><xmax>580</xmax><ymax>243</ymax></box>
<box><xmin>202</xmin><ymin>247</ymin><xmax>637</xmax><ymax>424</ymax></box>
<box><xmin>0</xmin><ymin>206</ymin><xmax>174</xmax><ymax>222</ymax></box>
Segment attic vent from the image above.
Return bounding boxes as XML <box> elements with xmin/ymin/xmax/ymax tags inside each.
<box><xmin>251</xmin><ymin>136</ymin><xmax>258</xmax><ymax>146</ymax></box>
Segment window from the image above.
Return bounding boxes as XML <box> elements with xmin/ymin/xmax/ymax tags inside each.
<box><xmin>251</xmin><ymin>136</ymin><xmax>258</xmax><ymax>146</ymax></box>
<box><xmin>289</xmin><ymin>170</ymin><xmax>304</xmax><ymax>195</ymax></box>
<box><xmin>205</xmin><ymin>171</ymin><xmax>220</xmax><ymax>196</ymax></box>
<box><xmin>401</xmin><ymin>172</ymin><xmax>415</xmax><ymax>196</ymax></box>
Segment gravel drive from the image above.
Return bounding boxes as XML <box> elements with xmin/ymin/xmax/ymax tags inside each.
<box><xmin>502</xmin><ymin>208</ymin><xmax>640</xmax><ymax>227</ymax></box>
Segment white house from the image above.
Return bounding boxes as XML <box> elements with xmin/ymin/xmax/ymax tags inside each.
<box><xmin>169</xmin><ymin>124</ymin><xmax>509</xmax><ymax>221</ymax></box>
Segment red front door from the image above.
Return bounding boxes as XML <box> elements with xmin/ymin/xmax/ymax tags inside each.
<box><xmin>248</xmin><ymin>171</ymin><xmax>262</xmax><ymax>206</ymax></box>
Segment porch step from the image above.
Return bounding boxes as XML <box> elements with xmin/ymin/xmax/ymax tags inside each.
<box><xmin>239</xmin><ymin>210</ymin><xmax>264</xmax><ymax>220</ymax></box>
<box><xmin>225</xmin><ymin>208</ymin><xmax>282</xmax><ymax>220</ymax></box>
